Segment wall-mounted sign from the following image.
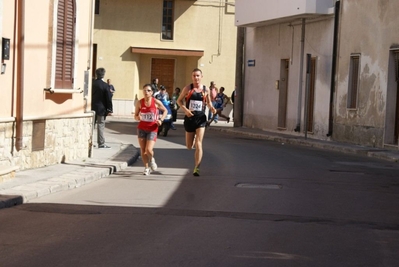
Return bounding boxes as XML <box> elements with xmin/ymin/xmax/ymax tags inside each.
<box><xmin>247</xmin><ymin>59</ymin><xmax>255</xmax><ymax>67</ymax></box>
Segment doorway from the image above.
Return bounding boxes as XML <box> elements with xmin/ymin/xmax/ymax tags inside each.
<box><xmin>278</xmin><ymin>59</ymin><xmax>289</xmax><ymax>129</ymax></box>
<box><xmin>91</xmin><ymin>44</ymin><xmax>97</xmax><ymax>78</ymax></box>
<box><xmin>384</xmin><ymin>49</ymin><xmax>399</xmax><ymax>147</ymax></box>
<box><xmin>306</xmin><ymin>57</ymin><xmax>316</xmax><ymax>133</ymax></box>
<box><xmin>151</xmin><ymin>58</ymin><xmax>175</xmax><ymax>96</ymax></box>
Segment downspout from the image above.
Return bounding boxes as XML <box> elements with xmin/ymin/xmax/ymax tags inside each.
<box><xmin>294</xmin><ymin>18</ymin><xmax>306</xmax><ymax>132</ymax></box>
<box><xmin>234</xmin><ymin>26</ymin><xmax>245</xmax><ymax>127</ymax></box>
<box><xmin>15</xmin><ymin>0</ymin><xmax>24</xmax><ymax>151</ymax></box>
<box><xmin>86</xmin><ymin>0</ymin><xmax>96</xmax><ymax>157</ymax></box>
<box><xmin>327</xmin><ymin>0</ymin><xmax>340</xmax><ymax>137</ymax></box>
<box><xmin>209</xmin><ymin>0</ymin><xmax>223</xmax><ymax>63</ymax></box>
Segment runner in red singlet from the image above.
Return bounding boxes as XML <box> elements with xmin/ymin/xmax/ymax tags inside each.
<box><xmin>134</xmin><ymin>84</ymin><xmax>167</xmax><ymax>175</ymax></box>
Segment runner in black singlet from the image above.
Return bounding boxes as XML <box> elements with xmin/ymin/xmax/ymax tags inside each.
<box><xmin>177</xmin><ymin>68</ymin><xmax>216</xmax><ymax>176</ymax></box>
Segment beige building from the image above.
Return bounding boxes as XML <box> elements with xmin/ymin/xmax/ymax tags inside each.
<box><xmin>93</xmin><ymin>0</ymin><xmax>237</xmax><ymax>116</ymax></box>
<box><xmin>236</xmin><ymin>0</ymin><xmax>399</xmax><ymax>149</ymax></box>
<box><xmin>0</xmin><ymin>0</ymin><xmax>95</xmax><ymax>180</ymax></box>
<box><xmin>334</xmin><ymin>0</ymin><xmax>399</xmax><ymax>148</ymax></box>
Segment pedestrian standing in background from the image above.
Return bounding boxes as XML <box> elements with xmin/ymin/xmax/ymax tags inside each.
<box><xmin>151</xmin><ymin>78</ymin><xmax>159</xmax><ymax>95</ymax></box>
<box><xmin>134</xmin><ymin>84</ymin><xmax>167</xmax><ymax>175</ymax></box>
<box><xmin>177</xmin><ymin>68</ymin><xmax>216</xmax><ymax>176</ymax></box>
<box><xmin>92</xmin><ymin>67</ymin><xmax>113</xmax><ymax>149</ymax></box>
<box><xmin>207</xmin><ymin>81</ymin><xmax>218</xmax><ymax>123</ymax></box>
<box><xmin>154</xmin><ymin>85</ymin><xmax>169</xmax><ymax>101</ymax></box>
<box><xmin>107</xmin><ymin>79</ymin><xmax>116</xmax><ymax>100</ymax></box>
<box><xmin>231</xmin><ymin>85</ymin><xmax>236</xmax><ymax>119</ymax></box>
<box><xmin>170</xmin><ymin>87</ymin><xmax>181</xmax><ymax>130</ymax></box>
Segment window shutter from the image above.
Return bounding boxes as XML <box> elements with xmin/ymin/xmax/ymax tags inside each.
<box><xmin>55</xmin><ymin>0</ymin><xmax>75</xmax><ymax>89</ymax></box>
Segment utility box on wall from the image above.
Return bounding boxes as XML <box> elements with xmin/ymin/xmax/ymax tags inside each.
<box><xmin>2</xmin><ymin>38</ymin><xmax>10</xmax><ymax>60</ymax></box>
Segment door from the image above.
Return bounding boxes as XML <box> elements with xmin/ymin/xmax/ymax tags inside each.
<box><xmin>151</xmin><ymin>58</ymin><xmax>175</xmax><ymax>96</ymax></box>
<box><xmin>278</xmin><ymin>59</ymin><xmax>289</xmax><ymax>129</ymax></box>
<box><xmin>395</xmin><ymin>81</ymin><xmax>399</xmax><ymax>144</ymax></box>
<box><xmin>383</xmin><ymin>50</ymin><xmax>399</xmax><ymax>147</ymax></box>
<box><xmin>306</xmin><ymin>57</ymin><xmax>316</xmax><ymax>132</ymax></box>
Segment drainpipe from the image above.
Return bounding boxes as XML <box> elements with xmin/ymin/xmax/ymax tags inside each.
<box><xmin>294</xmin><ymin>18</ymin><xmax>306</xmax><ymax>132</ymax></box>
<box><xmin>15</xmin><ymin>0</ymin><xmax>25</xmax><ymax>151</ymax></box>
<box><xmin>86</xmin><ymin>0</ymin><xmax>96</xmax><ymax>157</ymax></box>
<box><xmin>209</xmin><ymin>0</ymin><xmax>223</xmax><ymax>63</ymax></box>
<box><xmin>234</xmin><ymin>26</ymin><xmax>245</xmax><ymax>127</ymax></box>
<box><xmin>327</xmin><ymin>0</ymin><xmax>340</xmax><ymax>137</ymax></box>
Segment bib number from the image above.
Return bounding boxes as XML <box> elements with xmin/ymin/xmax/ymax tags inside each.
<box><xmin>189</xmin><ymin>100</ymin><xmax>203</xmax><ymax>111</ymax></box>
<box><xmin>140</xmin><ymin>112</ymin><xmax>156</xmax><ymax>122</ymax></box>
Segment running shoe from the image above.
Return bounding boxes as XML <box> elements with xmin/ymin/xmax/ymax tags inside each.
<box><xmin>150</xmin><ymin>158</ymin><xmax>158</xmax><ymax>171</ymax></box>
<box><xmin>193</xmin><ymin>167</ymin><xmax>200</xmax><ymax>176</ymax></box>
<box><xmin>143</xmin><ymin>168</ymin><xmax>150</xmax><ymax>175</ymax></box>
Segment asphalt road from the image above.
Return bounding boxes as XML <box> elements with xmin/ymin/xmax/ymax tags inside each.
<box><xmin>1</xmin><ymin>120</ymin><xmax>399</xmax><ymax>267</ymax></box>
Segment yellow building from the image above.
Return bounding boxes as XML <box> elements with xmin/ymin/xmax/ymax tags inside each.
<box><xmin>93</xmin><ymin>0</ymin><xmax>237</xmax><ymax>116</ymax></box>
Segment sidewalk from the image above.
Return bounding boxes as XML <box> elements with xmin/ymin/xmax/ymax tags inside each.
<box><xmin>207</xmin><ymin>122</ymin><xmax>399</xmax><ymax>162</ymax></box>
<box><xmin>0</xmin><ymin>126</ymin><xmax>140</xmax><ymax>209</ymax></box>
<box><xmin>1</xmin><ymin>117</ymin><xmax>399</xmax><ymax>209</ymax></box>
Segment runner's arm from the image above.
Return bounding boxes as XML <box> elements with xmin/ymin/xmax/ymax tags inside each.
<box><xmin>177</xmin><ymin>86</ymin><xmax>193</xmax><ymax>117</ymax></box>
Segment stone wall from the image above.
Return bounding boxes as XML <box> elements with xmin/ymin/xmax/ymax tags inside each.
<box><xmin>0</xmin><ymin>116</ymin><xmax>94</xmax><ymax>178</ymax></box>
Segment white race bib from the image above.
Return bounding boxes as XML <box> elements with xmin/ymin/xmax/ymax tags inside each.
<box><xmin>140</xmin><ymin>112</ymin><xmax>156</xmax><ymax>122</ymax></box>
<box><xmin>189</xmin><ymin>100</ymin><xmax>203</xmax><ymax>111</ymax></box>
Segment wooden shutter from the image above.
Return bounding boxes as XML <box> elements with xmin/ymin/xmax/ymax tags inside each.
<box><xmin>55</xmin><ymin>0</ymin><xmax>75</xmax><ymax>89</ymax></box>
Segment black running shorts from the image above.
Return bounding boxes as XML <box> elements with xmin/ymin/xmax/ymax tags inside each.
<box><xmin>184</xmin><ymin>113</ymin><xmax>207</xmax><ymax>132</ymax></box>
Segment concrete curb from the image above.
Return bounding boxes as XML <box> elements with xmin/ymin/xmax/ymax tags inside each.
<box><xmin>0</xmin><ymin>144</ymin><xmax>140</xmax><ymax>207</ymax></box>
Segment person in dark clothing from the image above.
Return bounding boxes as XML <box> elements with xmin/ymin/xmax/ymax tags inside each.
<box><xmin>107</xmin><ymin>79</ymin><xmax>116</xmax><ymax>100</ymax></box>
<box><xmin>231</xmin><ymin>86</ymin><xmax>236</xmax><ymax>119</ymax></box>
<box><xmin>151</xmin><ymin>78</ymin><xmax>159</xmax><ymax>95</ymax></box>
<box><xmin>92</xmin><ymin>67</ymin><xmax>113</xmax><ymax>148</ymax></box>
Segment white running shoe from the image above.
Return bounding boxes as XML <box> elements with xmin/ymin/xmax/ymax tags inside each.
<box><xmin>150</xmin><ymin>158</ymin><xmax>158</xmax><ymax>171</ymax></box>
<box><xmin>143</xmin><ymin>168</ymin><xmax>150</xmax><ymax>175</ymax></box>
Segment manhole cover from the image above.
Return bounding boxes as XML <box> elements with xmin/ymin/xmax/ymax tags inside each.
<box><xmin>235</xmin><ymin>183</ymin><xmax>282</xmax><ymax>189</ymax></box>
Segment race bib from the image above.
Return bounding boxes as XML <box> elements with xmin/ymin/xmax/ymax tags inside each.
<box><xmin>140</xmin><ymin>112</ymin><xmax>156</xmax><ymax>122</ymax></box>
<box><xmin>189</xmin><ymin>100</ymin><xmax>203</xmax><ymax>111</ymax></box>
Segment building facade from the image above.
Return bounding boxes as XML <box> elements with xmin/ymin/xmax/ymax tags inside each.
<box><xmin>236</xmin><ymin>0</ymin><xmax>399</xmax><ymax>149</ymax></box>
<box><xmin>93</xmin><ymin>0</ymin><xmax>237</xmax><ymax>116</ymax></box>
<box><xmin>0</xmin><ymin>0</ymin><xmax>95</xmax><ymax>180</ymax></box>
<box><xmin>334</xmin><ymin>0</ymin><xmax>399</xmax><ymax>148</ymax></box>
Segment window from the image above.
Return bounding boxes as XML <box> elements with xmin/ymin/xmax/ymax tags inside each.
<box><xmin>162</xmin><ymin>0</ymin><xmax>174</xmax><ymax>40</ymax></box>
<box><xmin>347</xmin><ymin>54</ymin><xmax>360</xmax><ymax>109</ymax></box>
<box><xmin>55</xmin><ymin>0</ymin><xmax>75</xmax><ymax>89</ymax></box>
